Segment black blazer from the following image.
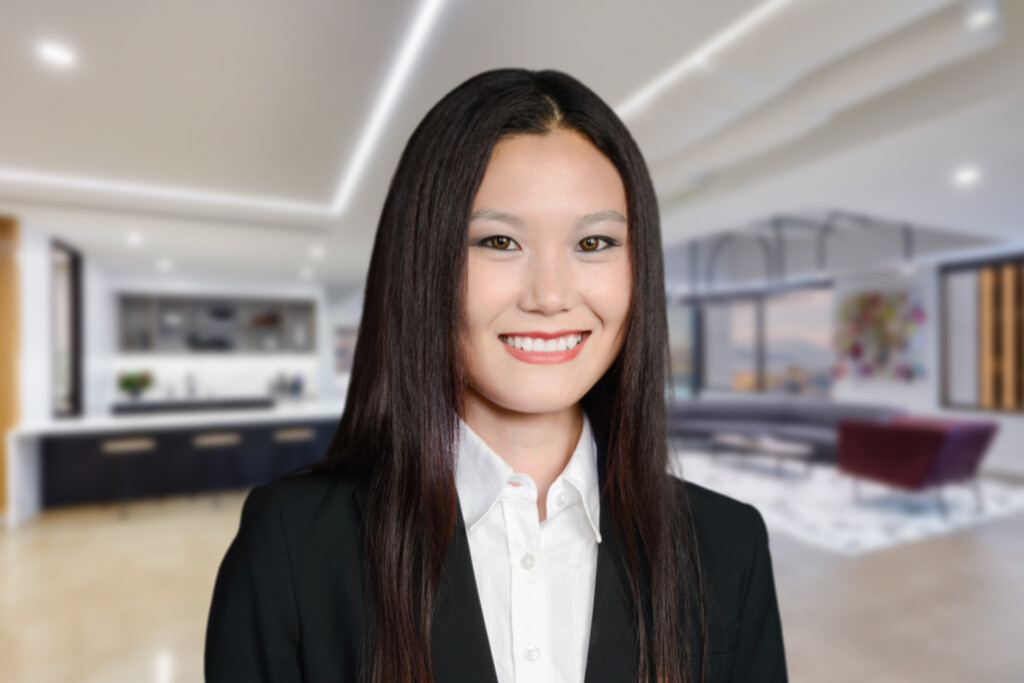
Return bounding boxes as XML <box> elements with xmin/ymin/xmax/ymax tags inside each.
<box><xmin>205</xmin><ymin>469</ymin><xmax>787</xmax><ymax>682</ymax></box>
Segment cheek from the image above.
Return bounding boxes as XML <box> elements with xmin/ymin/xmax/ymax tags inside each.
<box><xmin>587</xmin><ymin>260</ymin><xmax>632</xmax><ymax>337</ymax></box>
<box><xmin>464</xmin><ymin>256</ymin><xmax>514</xmax><ymax>339</ymax></box>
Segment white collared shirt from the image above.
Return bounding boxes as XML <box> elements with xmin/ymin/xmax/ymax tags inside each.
<box><xmin>455</xmin><ymin>414</ymin><xmax>602</xmax><ymax>683</ymax></box>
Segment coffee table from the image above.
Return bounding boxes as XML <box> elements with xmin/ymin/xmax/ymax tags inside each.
<box><xmin>709</xmin><ymin>432</ymin><xmax>814</xmax><ymax>475</ymax></box>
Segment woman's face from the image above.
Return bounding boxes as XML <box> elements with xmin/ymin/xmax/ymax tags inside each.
<box><xmin>462</xmin><ymin>129</ymin><xmax>631</xmax><ymax>417</ymax></box>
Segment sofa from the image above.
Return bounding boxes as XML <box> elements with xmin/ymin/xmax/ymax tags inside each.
<box><xmin>667</xmin><ymin>397</ymin><xmax>905</xmax><ymax>462</ymax></box>
<box><xmin>838</xmin><ymin>416</ymin><xmax>998</xmax><ymax>515</ymax></box>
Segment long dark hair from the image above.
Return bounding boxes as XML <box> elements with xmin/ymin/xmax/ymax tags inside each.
<box><xmin>316</xmin><ymin>68</ymin><xmax>706</xmax><ymax>683</ymax></box>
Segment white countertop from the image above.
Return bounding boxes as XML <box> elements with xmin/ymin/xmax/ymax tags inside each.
<box><xmin>9</xmin><ymin>399</ymin><xmax>346</xmax><ymax>437</ymax></box>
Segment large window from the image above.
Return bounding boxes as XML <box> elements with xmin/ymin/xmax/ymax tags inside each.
<box><xmin>667</xmin><ymin>301</ymin><xmax>698</xmax><ymax>399</ymax></box>
<box><xmin>764</xmin><ymin>288</ymin><xmax>834</xmax><ymax>397</ymax></box>
<box><xmin>942</xmin><ymin>256</ymin><xmax>1024</xmax><ymax>411</ymax></box>
<box><xmin>693</xmin><ymin>285</ymin><xmax>834</xmax><ymax>397</ymax></box>
<box><xmin>703</xmin><ymin>298</ymin><xmax>759</xmax><ymax>392</ymax></box>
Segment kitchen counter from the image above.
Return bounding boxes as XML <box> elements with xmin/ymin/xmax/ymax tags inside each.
<box><xmin>13</xmin><ymin>398</ymin><xmax>345</xmax><ymax>437</ymax></box>
<box><xmin>5</xmin><ymin>399</ymin><xmax>345</xmax><ymax>528</ymax></box>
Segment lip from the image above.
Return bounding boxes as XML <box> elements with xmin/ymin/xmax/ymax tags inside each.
<box><xmin>498</xmin><ymin>330</ymin><xmax>590</xmax><ymax>364</ymax></box>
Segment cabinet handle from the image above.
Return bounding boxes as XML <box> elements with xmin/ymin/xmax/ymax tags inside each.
<box><xmin>101</xmin><ymin>437</ymin><xmax>156</xmax><ymax>455</ymax></box>
<box><xmin>193</xmin><ymin>432</ymin><xmax>241</xmax><ymax>448</ymax></box>
<box><xmin>274</xmin><ymin>428</ymin><xmax>316</xmax><ymax>443</ymax></box>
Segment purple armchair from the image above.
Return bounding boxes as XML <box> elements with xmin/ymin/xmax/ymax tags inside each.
<box><xmin>837</xmin><ymin>416</ymin><xmax>999</xmax><ymax>516</ymax></box>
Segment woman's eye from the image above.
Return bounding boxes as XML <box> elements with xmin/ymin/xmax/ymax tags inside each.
<box><xmin>578</xmin><ymin>236</ymin><xmax>617</xmax><ymax>252</ymax></box>
<box><xmin>477</xmin><ymin>235</ymin><xmax>518</xmax><ymax>251</ymax></box>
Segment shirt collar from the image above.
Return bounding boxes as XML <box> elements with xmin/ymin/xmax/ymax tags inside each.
<box><xmin>454</xmin><ymin>412</ymin><xmax>602</xmax><ymax>543</ymax></box>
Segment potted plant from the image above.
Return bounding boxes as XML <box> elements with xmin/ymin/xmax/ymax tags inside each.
<box><xmin>118</xmin><ymin>370</ymin><xmax>154</xmax><ymax>400</ymax></box>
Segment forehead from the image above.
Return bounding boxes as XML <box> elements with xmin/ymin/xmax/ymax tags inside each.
<box><xmin>472</xmin><ymin>130</ymin><xmax>627</xmax><ymax>219</ymax></box>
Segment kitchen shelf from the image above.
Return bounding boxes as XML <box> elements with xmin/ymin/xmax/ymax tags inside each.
<box><xmin>118</xmin><ymin>294</ymin><xmax>316</xmax><ymax>354</ymax></box>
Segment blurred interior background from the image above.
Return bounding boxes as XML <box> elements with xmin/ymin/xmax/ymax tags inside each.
<box><xmin>2</xmin><ymin>0</ymin><xmax>1023</xmax><ymax>681</ymax></box>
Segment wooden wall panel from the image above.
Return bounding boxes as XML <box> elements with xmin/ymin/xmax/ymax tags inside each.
<box><xmin>0</xmin><ymin>217</ymin><xmax>20</xmax><ymax>514</ymax></box>
<box><xmin>1001</xmin><ymin>264</ymin><xmax>1018</xmax><ymax>409</ymax></box>
<box><xmin>979</xmin><ymin>266</ymin><xmax>995</xmax><ymax>409</ymax></box>
<box><xmin>1020</xmin><ymin>264</ymin><xmax>1024</xmax><ymax>411</ymax></box>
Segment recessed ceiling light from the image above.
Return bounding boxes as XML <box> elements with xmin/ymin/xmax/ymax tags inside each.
<box><xmin>952</xmin><ymin>165</ymin><xmax>982</xmax><ymax>188</ymax></box>
<box><xmin>967</xmin><ymin>8</ymin><xmax>997</xmax><ymax>30</ymax></box>
<box><xmin>157</xmin><ymin>258</ymin><xmax>174</xmax><ymax>273</ymax></box>
<box><xmin>309</xmin><ymin>245</ymin><xmax>325</xmax><ymax>260</ymax></box>
<box><xmin>964</xmin><ymin>1</ymin><xmax>999</xmax><ymax>31</ymax></box>
<box><xmin>125</xmin><ymin>231</ymin><xmax>145</xmax><ymax>247</ymax></box>
<box><xmin>36</xmin><ymin>40</ymin><xmax>78</xmax><ymax>70</ymax></box>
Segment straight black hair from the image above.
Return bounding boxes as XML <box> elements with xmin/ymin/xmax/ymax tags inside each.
<box><xmin>315</xmin><ymin>68</ymin><xmax>707</xmax><ymax>683</ymax></box>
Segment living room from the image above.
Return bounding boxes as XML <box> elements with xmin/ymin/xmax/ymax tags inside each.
<box><xmin>653</xmin><ymin>0</ymin><xmax>1024</xmax><ymax>676</ymax></box>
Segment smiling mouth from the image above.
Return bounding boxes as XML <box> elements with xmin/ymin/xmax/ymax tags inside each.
<box><xmin>498</xmin><ymin>331</ymin><xmax>590</xmax><ymax>352</ymax></box>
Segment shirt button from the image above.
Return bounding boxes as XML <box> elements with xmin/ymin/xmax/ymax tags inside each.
<box><xmin>520</xmin><ymin>553</ymin><xmax>536</xmax><ymax>570</ymax></box>
<box><xmin>556</xmin><ymin>491</ymin><xmax>570</xmax><ymax>507</ymax></box>
<box><xmin>524</xmin><ymin>645</ymin><xmax>540</xmax><ymax>661</ymax></box>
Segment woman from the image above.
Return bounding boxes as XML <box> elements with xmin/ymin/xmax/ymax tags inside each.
<box><xmin>205</xmin><ymin>68</ymin><xmax>787</xmax><ymax>683</ymax></box>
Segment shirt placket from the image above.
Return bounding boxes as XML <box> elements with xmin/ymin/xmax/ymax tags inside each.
<box><xmin>501</xmin><ymin>476</ymin><xmax>552</xmax><ymax>683</ymax></box>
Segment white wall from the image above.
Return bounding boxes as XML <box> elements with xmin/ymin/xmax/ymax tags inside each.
<box><xmin>82</xmin><ymin>258</ymin><xmax>114</xmax><ymax>415</ymax></box>
<box><xmin>16</xmin><ymin>224</ymin><xmax>52</xmax><ymax>425</ymax></box>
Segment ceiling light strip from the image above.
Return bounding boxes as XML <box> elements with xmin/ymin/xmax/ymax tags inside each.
<box><xmin>0</xmin><ymin>167</ymin><xmax>330</xmax><ymax>217</ymax></box>
<box><xmin>330</xmin><ymin>0</ymin><xmax>449</xmax><ymax>215</ymax></box>
<box><xmin>616</xmin><ymin>0</ymin><xmax>797</xmax><ymax>119</ymax></box>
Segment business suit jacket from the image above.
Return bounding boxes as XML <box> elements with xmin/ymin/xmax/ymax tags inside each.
<box><xmin>205</xmin><ymin>465</ymin><xmax>787</xmax><ymax>682</ymax></box>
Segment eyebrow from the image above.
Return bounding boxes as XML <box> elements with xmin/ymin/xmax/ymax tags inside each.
<box><xmin>469</xmin><ymin>208</ymin><xmax>627</xmax><ymax>230</ymax></box>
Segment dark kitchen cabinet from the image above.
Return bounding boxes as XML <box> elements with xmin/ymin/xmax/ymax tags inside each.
<box><xmin>41</xmin><ymin>419</ymin><xmax>336</xmax><ymax>507</ymax></box>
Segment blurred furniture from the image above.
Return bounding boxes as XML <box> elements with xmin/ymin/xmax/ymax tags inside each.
<box><xmin>112</xmin><ymin>397</ymin><xmax>275</xmax><ymax>415</ymax></box>
<box><xmin>193</xmin><ymin>430</ymin><xmax>244</xmax><ymax>508</ymax></box>
<box><xmin>710</xmin><ymin>432</ymin><xmax>815</xmax><ymax>475</ymax></box>
<box><xmin>101</xmin><ymin>435</ymin><xmax>157</xmax><ymax>518</ymax></box>
<box><xmin>837</xmin><ymin>416</ymin><xmax>999</xmax><ymax>517</ymax></box>
<box><xmin>6</xmin><ymin>401</ymin><xmax>346</xmax><ymax>527</ymax></box>
<box><xmin>39</xmin><ymin>418</ymin><xmax>336</xmax><ymax>515</ymax></box>
<box><xmin>668</xmin><ymin>397</ymin><xmax>904</xmax><ymax>462</ymax></box>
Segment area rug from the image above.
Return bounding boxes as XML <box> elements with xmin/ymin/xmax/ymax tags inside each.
<box><xmin>668</xmin><ymin>447</ymin><xmax>1024</xmax><ymax>555</ymax></box>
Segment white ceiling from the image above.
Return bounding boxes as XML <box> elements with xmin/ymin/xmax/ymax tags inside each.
<box><xmin>0</xmin><ymin>0</ymin><xmax>1020</xmax><ymax>289</ymax></box>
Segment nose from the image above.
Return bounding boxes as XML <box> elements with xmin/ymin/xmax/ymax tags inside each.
<box><xmin>519</xmin><ymin>250</ymin><xmax>576</xmax><ymax>315</ymax></box>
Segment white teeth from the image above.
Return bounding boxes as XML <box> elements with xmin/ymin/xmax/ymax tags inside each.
<box><xmin>502</xmin><ymin>333</ymin><xmax>586</xmax><ymax>352</ymax></box>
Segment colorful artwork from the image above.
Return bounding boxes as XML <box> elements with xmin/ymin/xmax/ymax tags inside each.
<box><xmin>833</xmin><ymin>289</ymin><xmax>926</xmax><ymax>381</ymax></box>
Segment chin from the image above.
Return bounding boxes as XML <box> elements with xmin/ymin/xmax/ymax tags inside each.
<box><xmin>477</xmin><ymin>387</ymin><xmax>587</xmax><ymax>417</ymax></box>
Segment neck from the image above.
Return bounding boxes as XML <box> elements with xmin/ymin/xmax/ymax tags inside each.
<box><xmin>461</xmin><ymin>391</ymin><xmax>583</xmax><ymax>522</ymax></box>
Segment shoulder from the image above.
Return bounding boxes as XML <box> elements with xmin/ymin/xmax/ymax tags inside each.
<box><xmin>207</xmin><ymin>468</ymin><xmax>370</xmax><ymax>678</ymax></box>
<box><xmin>665</xmin><ymin>477</ymin><xmax>788</xmax><ymax>679</ymax></box>
<box><xmin>666</xmin><ymin>474</ymin><xmax>771</xmax><ymax>588</ymax></box>
<box><xmin>237</xmin><ymin>468</ymin><xmax>368</xmax><ymax>548</ymax></box>
<box><xmin>667</xmin><ymin>473</ymin><xmax>764</xmax><ymax>537</ymax></box>
<box><xmin>227</xmin><ymin>467</ymin><xmax>370</xmax><ymax>600</ymax></box>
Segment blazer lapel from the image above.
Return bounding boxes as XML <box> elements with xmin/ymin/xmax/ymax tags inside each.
<box><xmin>430</xmin><ymin>502</ymin><xmax>501</xmax><ymax>683</ymax></box>
<box><xmin>583</xmin><ymin>431</ymin><xmax>638</xmax><ymax>683</ymax></box>
<box><xmin>351</xmin><ymin>480</ymin><xmax>499</xmax><ymax>683</ymax></box>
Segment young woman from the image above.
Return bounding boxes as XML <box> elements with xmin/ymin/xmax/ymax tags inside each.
<box><xmin>205</xmin><ymin>68</ymin><xmax>787</xmax><ymax>683</ymax></box>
